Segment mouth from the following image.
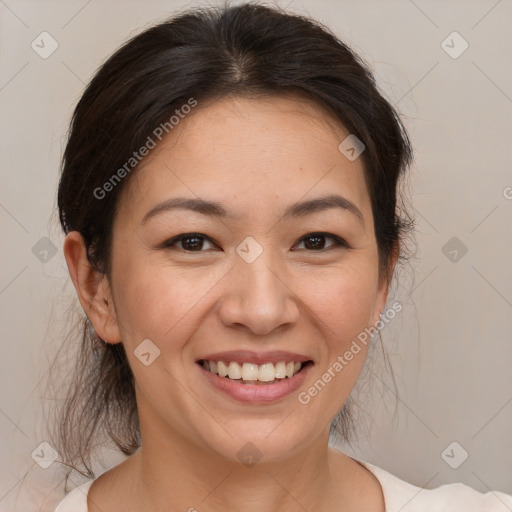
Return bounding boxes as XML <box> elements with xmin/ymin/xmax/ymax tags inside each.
<box><xmin>195</xmin><ymin>351</ymin><xmax>314</xmax><ymax>404</ymax></box>
<box><xmin>197</xmin><ymin>359</ymin><xmax>314</xmax><ymax>385</ymax></box>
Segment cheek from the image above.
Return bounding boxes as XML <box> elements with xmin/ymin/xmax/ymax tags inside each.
<box><xmin>112</xmin><ymin>254</ymin><xmax>216</xmax><ymax>349</ymax></box>
<box><xmin>299</xmin><ymin>265</ymin><xmax>377</xmax><ymax>413</ymax></box>
<box><xmin>302</xmin><ymin>261</ymin><xmax>379</xmax><ymax>343</ymax></box>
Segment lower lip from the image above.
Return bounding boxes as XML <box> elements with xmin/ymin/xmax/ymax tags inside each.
<box><xmin>198</xmin><ymin>363</ymin><xmax>312</xmax><ymax>404</ymax></box>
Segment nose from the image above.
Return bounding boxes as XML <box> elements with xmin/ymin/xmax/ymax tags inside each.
<box><xmin>216</xmin><ymin>250</ymin><xmax>300</xmax><ymax>336</ymax></box>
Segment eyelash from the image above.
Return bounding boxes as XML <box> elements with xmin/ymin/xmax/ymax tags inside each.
<box><xmin>161</xmin><ymin>232</ymin><xmax>350</xmax><ymax>253</ymax></box>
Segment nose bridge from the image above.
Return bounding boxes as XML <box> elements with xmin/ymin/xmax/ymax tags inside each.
<box><xmin>235</xmin><ymin>236</ymin><xmax>285</xmax><ymax>303</ymax></box>
<box><xmin>242</xmin><ymin>248</ymin><xmax>280</xmax><ymax>292</ymax></box>
<box><xmin>218</xmin><ymin>236</ymin><xmax>298</xmax><ymax>334</ymax></box>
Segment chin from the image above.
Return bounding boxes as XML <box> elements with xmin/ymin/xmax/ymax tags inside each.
<box><xmin>198</xmin><ymin>425</ymin><xmax>311</xmax><ymax>467</ymax></box>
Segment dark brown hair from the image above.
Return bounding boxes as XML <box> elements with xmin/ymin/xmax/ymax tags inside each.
<box><xmin>52</xmin><ymin>0</ymin><xmax>414</xmax><ymax>484</ymax></box>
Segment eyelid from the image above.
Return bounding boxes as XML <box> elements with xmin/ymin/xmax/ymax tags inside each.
<box><xmin>293</xmin><ymin>232</ymin><xmax>350</xmax><ymax>251</ymax></box>
<box><xmin>160</xmin><ymin>232</ymin><xmax>350</xmax><ymax>252</ymax></box>
<box><xmin>161</xmin><ymin>232</ymin><xmax>218</xmax><ymax>251</ymax></box>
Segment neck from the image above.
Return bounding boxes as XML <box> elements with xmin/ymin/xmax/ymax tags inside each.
<box><xmin>127</xmin><ymin>424</ymin><xmax>360</xmax><ymax>512</ymax></box>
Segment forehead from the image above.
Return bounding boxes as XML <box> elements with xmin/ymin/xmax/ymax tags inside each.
<box><xmin>117</xmin><ymin>94</ymin><xmax>371</xmax><ymax>223</ymax></box>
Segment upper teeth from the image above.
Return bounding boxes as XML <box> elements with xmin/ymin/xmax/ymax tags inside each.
<box><xmin>202</xmin><ymin>361</ymin><xmax>303</xmax><ymax>381</ymax></box>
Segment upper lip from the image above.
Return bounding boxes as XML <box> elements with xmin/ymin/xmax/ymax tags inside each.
<box><xmin>197</xmin><ymin>350</ymin><xmax>313</xmax><ymax>365</ymax></box>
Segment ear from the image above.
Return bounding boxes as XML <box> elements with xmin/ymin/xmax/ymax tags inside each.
<box><xmin>63</xmin><ymin>231</ymin><xmax>122</xmax><ymax>344</ymax></box>
<box><xmin>371</xmin><ymin>241</ymin><xmax>399</xmax><ymax>327</ymax></box>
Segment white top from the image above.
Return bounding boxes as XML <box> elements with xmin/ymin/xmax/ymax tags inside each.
<box><xmin>54</xmin><ymin>458</ymin><xmax>512</xmax><ymax>511</ymax></box>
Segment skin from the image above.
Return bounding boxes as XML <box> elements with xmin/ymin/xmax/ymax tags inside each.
<box><xmin>64</xmin><ymin>93</ymin><xmax>396</xmax><ymax>511</ymax></box>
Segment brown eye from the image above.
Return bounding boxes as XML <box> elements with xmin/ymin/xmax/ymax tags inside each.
<box><xmin>294</xmin><ymin>232</ymin><xmax>348</xmax><ymax>251</ymax></box>
<box><xmin>163</xmin><ymin>233</ymin><xmax>216</xmax><ymax>252</ymax></box>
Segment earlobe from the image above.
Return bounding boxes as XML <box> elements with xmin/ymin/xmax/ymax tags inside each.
<box><xmin>97</xmin><ymin>277</ymin><xmax>123</xmax><ymax>344</ymax></box>
<box><xmin>63</xmin><ymin>231</ymin><xmax>122</xmax><ymax>344</ymax></box>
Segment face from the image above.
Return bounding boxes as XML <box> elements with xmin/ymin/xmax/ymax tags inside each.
<box><xmin>101</xmin><ymin>94</ymin><xmax>391</xmax><ymax>463</ymax></box>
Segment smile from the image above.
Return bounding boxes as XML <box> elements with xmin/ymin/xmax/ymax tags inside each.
<box><xmin>200</xmin><ymin>360</ymin><xmax>312</xmax><ymax>384</ymax></box>
<box><xmin>196</xmin><ymin>352</ymin><xmax>314</xmax><ymax>403</ymax></box>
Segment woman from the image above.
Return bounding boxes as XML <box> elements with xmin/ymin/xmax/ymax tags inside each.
<box><xmin>52</xmin><ymin>2</ymin><xmax>511</xmax><ymax>511</ymax></box>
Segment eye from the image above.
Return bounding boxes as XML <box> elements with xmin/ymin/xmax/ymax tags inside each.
<box><xmin>161</xmin><ymin>231</ymin><xmax>349</xmax><ymax>253</ymax></box>
<box><xmin>162</xmin><ymin>233</ymin><xmax>216</xmax><ymax>252</ymax></box>
<box><xmin>293</xmin><ymin>232</ymin><xmax>348</xmax><ymax>252</ymax></box>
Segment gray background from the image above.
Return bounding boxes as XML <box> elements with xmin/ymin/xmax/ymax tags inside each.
<box><xmin>0</xmin><ymin>0</ymin><xmax>511</xmax><ymax>510</ymax></box>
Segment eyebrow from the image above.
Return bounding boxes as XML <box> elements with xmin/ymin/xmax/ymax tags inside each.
<box><xmin>141</xmin><ymin>194</ymin><xmax>364</xmax><ymax>226</ymax></box>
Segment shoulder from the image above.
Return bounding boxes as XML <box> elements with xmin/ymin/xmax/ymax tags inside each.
<box><xmin>357</xmin><ymin>459</ymin><xmax>512</xmax><ymax>512</ymax></box>
<box><xmin>54</xmin><ymin>480</ymin><xmax>94</xmax><ymax>512</ymax></box>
